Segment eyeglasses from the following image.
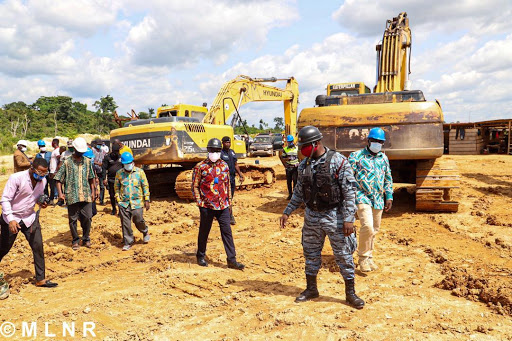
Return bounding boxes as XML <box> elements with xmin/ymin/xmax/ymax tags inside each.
<box><xmin>32</xmin><ymin>169</ymin><xmax>49</xmax><ymax>177</ymax></box>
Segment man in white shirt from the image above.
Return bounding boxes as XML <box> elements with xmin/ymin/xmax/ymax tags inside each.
<box><xmin>0</xmin><ymin>158</ymin><xmax>58</xmax><ymax>299</ymax></box>
<box><xmin>49</xmin><ymin>138</ymin><xmax>61</xmax><ymax>204</ymax></box>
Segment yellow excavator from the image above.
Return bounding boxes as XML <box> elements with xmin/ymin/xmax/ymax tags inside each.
<box><xmin>109</xmin><ymin>75</ymin><xmax>299</xmax><ymax>199</ymax></box>
<box><xmin>298</xmin><ymin>12</ymin><xmax>459</xmax><ymax>212</ymax></box>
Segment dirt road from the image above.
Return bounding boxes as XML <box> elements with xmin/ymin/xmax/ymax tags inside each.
<box><xmin>0</xmin><ymin>154</ymin><xmax>511</xmax><ymax>340</ymax></box>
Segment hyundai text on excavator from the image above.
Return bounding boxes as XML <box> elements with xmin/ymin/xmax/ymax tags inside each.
<box><xmin>109</xmin><ymin>75</ymin><xmax>299</xmax><ymax>199</ymax></box>
<box><xmin>297</xmin><ymin>12</ymin><xmax>459</xmax><ymax>212</ymax></box>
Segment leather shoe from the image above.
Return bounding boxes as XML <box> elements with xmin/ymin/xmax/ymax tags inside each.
<box><xmin>197</xmin><ymin>257</ymin><xmax>208</xmax><ymax>267</ymax></box>
<box><xmin>227</xmin><ymin>260</ymin><xmax>245</xmax><ymax>270</ymax></box>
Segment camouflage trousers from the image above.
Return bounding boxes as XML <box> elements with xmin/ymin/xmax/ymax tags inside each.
<box><xmin>301</xmin><ymin>208</ymin><xmax>357</xmax><ymax>280</ymax></box>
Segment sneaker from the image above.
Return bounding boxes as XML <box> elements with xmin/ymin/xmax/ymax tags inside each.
<box><xmin>227</xmin><ymin>260</ymin><xmax>245</xmax><ymax>270</ymax></box>
<box><xmin>122</xmin><ymin>244</ymin><xmax>132</xmax><ymax>251</ymax></box>
<box><xmin>0</xmin><ymin>273</ymin><xmax>9</xmax><ymax>300</ymax></box>
<box><xmin>359</xmin><ymin>258</ymin><xmax>372</xmax><ymax>272</ymax></box>
<box><xmin>230</xmin><ymin>215</ymin><xmax>236</xmax><ymax>225</ymax></box>
<box><xmin>368</xmin><ymin>258</ymin><xmax>379</xmax><ymax>271</ymax></box>
<box><xmin>197</xmin><ymin>257</ymin><xmax>208</xmax><ymax>267</ymax></box>
<box><xmin>143</xmin><ymin>234</ymin><xmax>150</xmax><ymax>244</ymax></box>
<box><xmin>110</xmin><ymin>209</ymin><xmax>117</xmax><ymax>216</ymax></box>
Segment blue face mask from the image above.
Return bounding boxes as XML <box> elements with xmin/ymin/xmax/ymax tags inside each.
<box><xmin>32</xmin><ymin>172</ymin><xmax>45</xmax><ymax>182</ymax></box>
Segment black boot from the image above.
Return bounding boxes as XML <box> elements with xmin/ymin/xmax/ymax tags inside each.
<box><xmin>295</xmin><ymin>274</ymin><xmax>319</xmax><ymax>302</ymax></box>
<box><xmin>345</xmin><ymin>278</ymin><xmax>364</xmax><ymax>309</ymax></box>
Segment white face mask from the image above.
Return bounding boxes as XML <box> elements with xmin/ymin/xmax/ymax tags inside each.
<box><xmin>369</xmin><ymin>142</ymin><xmax>382</xmax><ymax>154</ymax></box>
<box><xmin>124</xmin><ymin>162</ymin><xmax>134</xmax><ymax>171</ymax></box>
<box><xmin>21</xmin><ymin>147</ymin><xmax>27</xmax><ymax>152</ymax></box>
<box><xmin>208</xmin><ymin>152</ymin><xmax>221</xmax><ymax>163</ymax></box>
<box><xmin>40</xmin><ymin>147</ymin><xmax>46</xmax><ymax>152</ymax></box>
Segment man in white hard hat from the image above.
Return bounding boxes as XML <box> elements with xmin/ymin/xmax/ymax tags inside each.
<box><xmin>54</xmin><ymin>137</ymin><xmax>97</xmax><ymax>250</ymax></box>
<box><xmin>13</xmin><ymin>140</ymin><xmax>31</xmax><ymax>173</ymax></box>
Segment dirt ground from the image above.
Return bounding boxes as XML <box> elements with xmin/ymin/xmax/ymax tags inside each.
<box><xmin>0</xmin><ymin>154</ymin><xmax>511</xmax><ymax>340</ymax></box>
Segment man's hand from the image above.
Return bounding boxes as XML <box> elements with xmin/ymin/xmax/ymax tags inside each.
<box><xmin>239</xmin><ymin>174</ymin><xmax>245</xmax><ymax>183</ymax></box>
<box><xmin>38</xmin><ymin>202</ymin><xmax>48</xmax><ymax>209</ymax></box>
<box><xmin>58</xmin><ymin>192</ymin><xmax>66</xmax><ymax>202</ymax></box>
<box><xmin>8</xmin><ymin>220</ymin><xmax>20</xmax><ymax>234</ymax></box>
<box><xmin>343</xmin><ymin>221</ymin><xmax>354</xmax><ymax>236</ymax></box>
<box><xmin>279</xmin><ymin>214</ymin><xmax>289</xmax><ymax>229</ymax></box>
<box><xmin>144</xmin><ymin>201</ymin><xmax>150</xmax><ymax>211</ymax></box>
<box><xmin>103</xmin><ymin>179</ymin><xmax>107</xmax><ymax>186</ymax></box>
<box><xmin>385</xmin><ymin>199</ymin><xmax>393</xmax><ymax>212</ymax></box>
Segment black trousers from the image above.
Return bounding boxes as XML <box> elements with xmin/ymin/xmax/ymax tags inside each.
<box><xmin>97</xmin><ymin>172</ymin><xmax>105</xmax><ymax>203</ymax></box>
<box><xmin>230</xmin><ymin>175</ymin><xmax>236</xmax><ymax>198</ymax></box>
<box><xmin>196</xmin><ymin>207</ymin><xmax>236</xmax><ymax>263</ymax></box>
<box><xmin>67</xmin><ymin>202</ymin><xmax>93</xmax><ymax>244</ymax></box>
<box><xmin>107</xmin><ymin>180</ymin><xmax>117</xmax><ymax>211</ymax></box>
<box><xmin>0</xmin><ymin>215</ymin><xmax>46</xmax><ymax>281</ymax></box>
<box><xmin>286</xmin><ymin>167</ymin><xmax>298</xmax><ymax>195</ymax></box>
<box><xmin>49</xmin><ymin>177</ymin><xmax>58</xmax><ymax>200</ymax></box>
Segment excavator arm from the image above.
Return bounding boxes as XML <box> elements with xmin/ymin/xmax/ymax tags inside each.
<box><xmin>202</xmin><ymin>75</ymin><xmax>299</xmax><ymax>136</ymax></box>
<box><xmin>375</xmin><ymin>12</ymin><xmax>411</xmax><ymax>93</ymax></box>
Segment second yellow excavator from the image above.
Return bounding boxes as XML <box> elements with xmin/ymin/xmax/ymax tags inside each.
<box><xmin>110</xmin><ymin>75</ymin><xmax>299</xmax><ymax>199</ymax></box>
<box><xmin>298</xmin><ymin>12</ymin><xmax>459</xmax><ymax>212</ymax></box>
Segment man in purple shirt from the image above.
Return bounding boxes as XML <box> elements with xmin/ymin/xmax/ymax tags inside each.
<box><xmin>0</xmin><ymin>158</ymin><xmax>58</xmax><ymax>299</ymax></box>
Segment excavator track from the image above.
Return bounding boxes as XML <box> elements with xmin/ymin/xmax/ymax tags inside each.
<box><xmin>174</xmin><ymin>164</ymin><xmax>276</xmax><ymax>200</ymax></box>
<box><xmin>415</xmin><ymin>158</ymin><xmax>460</xmax><ymax>212</ymax></box>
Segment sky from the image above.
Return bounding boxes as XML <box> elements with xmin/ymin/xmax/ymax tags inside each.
<box><xmin>1</xmin><ymin>0</ymin><xmax>512</xmax><ymax>126</ymax></box>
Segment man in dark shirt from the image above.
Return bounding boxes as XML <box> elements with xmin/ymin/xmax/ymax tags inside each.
<box><xmin>220</xmin><ymin>136</ymin><xmax>244</xmax><ymax>225</ymax></box>
<box><xmin>102</xmin><ymin>144</ymin><xmax>123</xmax><ymax>215</ymax></box>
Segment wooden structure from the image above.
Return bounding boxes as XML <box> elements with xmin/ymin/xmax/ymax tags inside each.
<box><xmin>443</xmin><ymin>119</ymin><xmax>512</xmax><ymax>155</ymax></box>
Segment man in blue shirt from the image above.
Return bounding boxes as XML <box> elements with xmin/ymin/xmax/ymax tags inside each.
<box><xmin>348</xmin><ymin>127</ymin><xmax>393</xmax><ymax>273</ymax></box>
<box><xmin>35</xmin><ymin>140</ymin><xmax>52</xmax><ymax>197</ymax></box>
<box><xmin>220</xmin><ymin>136</ymin><xmax>244</xmax><ymax>225</ymax></box>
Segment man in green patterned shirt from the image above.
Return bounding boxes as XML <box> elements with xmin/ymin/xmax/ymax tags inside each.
<box><xmin>55</xmin><ymin>137</ymin><xmax>97</xmax><ymax>250</ymax></box>
<box><xmin>114</xmin><ymin>152</ymin><xmax>150</xmax><ymax>251</ymax></box>
<box><xmin>348</xmin><ymin>128</ymin><xmax>393</xmax><ymax>273</ymax></box>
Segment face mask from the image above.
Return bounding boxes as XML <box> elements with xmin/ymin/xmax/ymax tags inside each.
<box><xmin>69</xmin><ymin>147</ymin><xmax>74</xmax><ymax>153</ymax></box>
<box><xmin>21</xmin><ymin>147</ymin><xmax>27</xmax><ymax>152</ymax></box>
<box><xmin>208</xmin><ymin>152</ymin><xmax>221</xmax><ymax>163</ymax></box>
<box><xmin>32</xmin><ymin>172</ymin><xmax>45</xmax><ymax>182</ymax></box>
<box><xmin>124</xmin><ymin>163</ymin><xmax>134</xmax><ymax>171</ymax></box>
<box><xmin>300</xmin><ymin>143</ymin><xmax>316</xmax><ymax>157</ymax></box>
<box><xmin>39</xmin><ymin>147</ymin><xmax>46</xmax><ymax>152</ymax></box>
<box><xmin>369</xmin><ymin>142</ymin><xmax>383</xmax><ymax>154</ymax></box>
<box><xmin>95</xmin><ymin>145</ymin><xmax>101</xmax><ymax>150</ymax></box>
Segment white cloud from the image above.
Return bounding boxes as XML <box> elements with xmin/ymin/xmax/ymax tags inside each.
<box><xmin>333</xmin><ymin>0</ymin><xmax>512</xmax><ymax>37</ymax></box>
<box><xmin>121</xmin><ymin>0</ymin><xmax>299</xmax><ymax>67</ymax></box>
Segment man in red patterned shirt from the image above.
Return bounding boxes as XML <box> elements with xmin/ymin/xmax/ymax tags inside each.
<box><xmin>192</xmin><ymin>138</ymin><xmax>245</xmax><ymax>270</ymax></box>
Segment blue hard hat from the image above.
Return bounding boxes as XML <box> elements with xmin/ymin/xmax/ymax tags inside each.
<box><xmin>37</xmin><ymin>139</ymin><xmax>46</xmax><ymax>147</ymax></box>
<box><xmin>83</xmin><ymin>147</ymin><xmax>94</xmax><ymax>159</ymax></box>
<box><xmin>368</xmin><ymin>128</ymin><xmax>386</xmax><ymax>141</ymax></box>
<box><xmin>121</xmin><ymin>151</ymin><xmax>134</xmax><ymax>164</ymax></box>
<box><xmin>286</xmin><ymin>135</ymin><xmax>294</xmax><ymax>142</ymax></box>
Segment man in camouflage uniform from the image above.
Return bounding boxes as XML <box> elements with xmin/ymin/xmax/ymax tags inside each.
<box><xmin>280</xmin><ymin>125</ymin><xmax>364</xmax><ymax>309</ymax></box>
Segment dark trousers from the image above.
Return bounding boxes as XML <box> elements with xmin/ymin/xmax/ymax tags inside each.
<box><xmin>0</xmin><ymin>215</ymin><xmax>46</xmax><ymax>281</ymax></box>
<box><xmin>119</xmin><ymin>205</ymin><xmax>148</xmax><ymax>246</ymax></box>
<box><xmin>97</xmin><ymin>172</ymin><xmax>105</xmax><ymax>203</ymax></box>
<box><xmin>108</xmin><ymin>180</ymin><xmax>117</xmax><ymax>211</ymax></box>
<box><xmin>230</xmin><ymin>176</ymin><xmax>236</xmax><ymax>198</ymax></box>
<box><xmin>44</xmin><ymin>176</ymin><xmax>50</xmax><ymax>197</ymax></box>
<box><xmin>49</xmin><ymin>177</ymin><xmax>58</xmax><ymax>200</ymax></box>
<box><xmin>67</xmin><ymin>202</ymin><xmax>93</xmax><ymax>244</ymax></box>
<box><xmin>196</xmin><ymin>207</ymin><xmax>236</xmax><ymax>263</ymax></box>
<box><xmin>286</xmin><ymin>167</ymin><xmax>298</xmax><ymax>195</ymax></box>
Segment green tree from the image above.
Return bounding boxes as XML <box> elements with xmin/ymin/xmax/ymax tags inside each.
<box><xmin>273</xmin><ymin>117</ymin><xmax>284</xmax><ymax>131</ymax></box>
<box><xmin>93</xmin><ymin>95</ymin><xmax>118</xmax><ymax>134</ymax></box>
<box><xmin>148</xmin><ymin>108</ymin><xmax>155</xmax><ymax>117</ymax></box>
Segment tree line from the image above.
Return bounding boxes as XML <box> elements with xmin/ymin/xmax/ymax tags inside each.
<box><xmin>0</xmin><ymin>95</ymin><xmax>154</xmax><ymax>154</ymax></box>
<box><xmin>0</xmin><ymin>94</ymin><xmax>284</xmax><ymax>154</ymax></box>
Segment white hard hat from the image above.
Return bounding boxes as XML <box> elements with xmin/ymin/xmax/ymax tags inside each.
<box><xmin>17</xmin><ymin>140</ymin><xmax>28</xmax><ymax>147</ymax></box>
<box><xmin>72</xmin><ymin>137</ymin><xmax>88</xmax><ymax>153</ymax></box>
